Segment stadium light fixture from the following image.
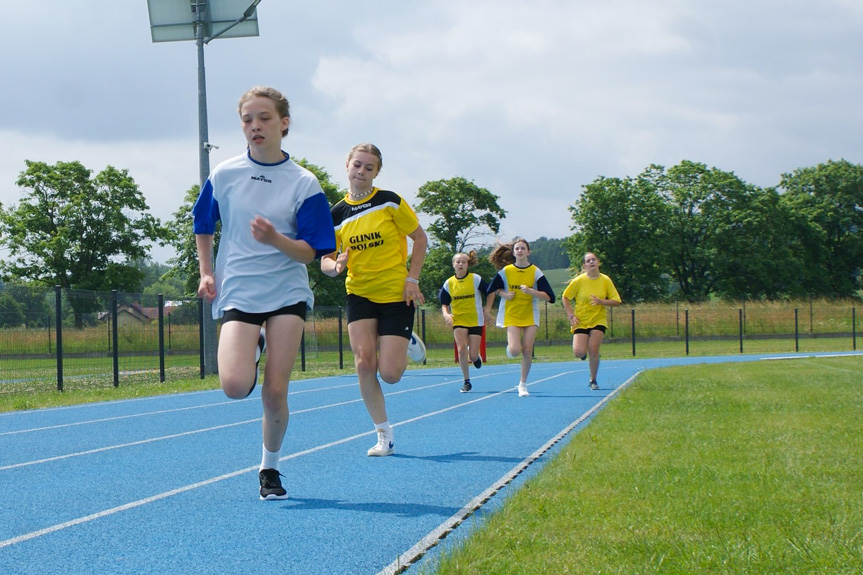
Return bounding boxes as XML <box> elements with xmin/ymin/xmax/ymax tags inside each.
<box><xmin>146</xmin><ymin>0</ymin><xmax>263</xmax><ymax>375</ymax></box>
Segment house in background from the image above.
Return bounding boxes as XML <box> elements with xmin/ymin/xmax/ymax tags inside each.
<box><xmin>98</xmin><ymin>303</ymin><xmax>152</xmax><ymax>327</ymax></box>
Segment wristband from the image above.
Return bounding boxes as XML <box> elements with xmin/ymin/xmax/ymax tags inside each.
<box><xmin>405</xmin><ymin>277</ymin><xmax>419</xmax><ymax>284</ymax></box>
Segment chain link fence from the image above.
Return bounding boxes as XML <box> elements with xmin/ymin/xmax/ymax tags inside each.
<box><xmin>0</xmin><ymin>286</ymin><xmax>858</xmax><ymax>393</ymax></box>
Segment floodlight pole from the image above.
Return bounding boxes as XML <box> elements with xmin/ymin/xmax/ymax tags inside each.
<box><xmin>194</xmin><ymin>0</ymin><xmax>261</xmax><ymax>375</ymax></box>
<box><xmin>147</xmin><ymin>0</ymin><xmax>262</xmax><ymax>375</ymax></box>
<box><xmin>195</xmin><ymin>5</ymin><xmax>217</xmax><ymax>374</ymax></box>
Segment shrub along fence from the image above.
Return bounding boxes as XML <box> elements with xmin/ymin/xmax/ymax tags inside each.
<box><xmin>0</xmin><ymin>286</ymin><xmax>858</xmax><ymax>392</ymax></box>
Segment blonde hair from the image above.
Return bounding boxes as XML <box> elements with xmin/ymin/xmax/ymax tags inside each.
<box><xmin>237</xmin><ymin>86</ymin><xmax>291</xmax><ymax>137</ymax></box>
<box><xmin>488</xmin><ymin>238</ymin><xmax>530</xmax><ymax>270</ymax></box>
<box><xmin>452</xmin><ymin>250</ymin><xmax>479</xmax><ymax>267</ymax></box>
<box><xmin>347</xmin><ymin>143</ymin><xmax>383</xmax><ymax>172</ymax></box>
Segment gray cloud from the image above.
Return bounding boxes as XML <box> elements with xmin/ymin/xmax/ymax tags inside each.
<box><xmin>1</xmin><ymin>0</ymin><xmax>861</xmax><ymax>264</ymax></box>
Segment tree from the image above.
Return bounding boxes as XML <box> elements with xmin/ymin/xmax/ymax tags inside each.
<box><xmin>0</xmin><ymin>280</ymin><xmax>52</xmax><ymax>327</ymax></box>
<box><xmin>778</xmin><ymin>160</ymin><xmax>863</xmax><ymax>297</ymax></box>
<box><xmin>709</xmin><ymin>185</ymin><xmax>800</xmax><ymax>300</ymax></box>
<box><xmin>165</xmin><ymin>184</ymin><xmax>208</xmax><ymax>296</ymax></box>
<box><xmin>415</xmin><ymin>177</ymin><xmax>507</xmax><ymax>253</ymax></box>
<box><xmin>164</xmin><ymin>158</ymin><xmax>347</xmax><ymax>306</ymax></box>
<box><xmin>527</xmin><ymin>237</ymin><xmax>570</xmax><ymax>270</ymax></box>
<box><xmin>567</xmin><ymin>170</ymin><xmax>670</xmax><ymax>302</ymax></box>
<box><xmin>296</xmin><ymin>159</ymin><xmax>347</xmax><ymax>308</ymax></box>
<box><xmin>656</xmin><ymin>160</ymin><xmax>807</xmax><ymax>302</ymax></box>
<box><xmin>0</xmin><ymin>291</ymin><xmax>25</xmax><ymax>328</ymax></box>
<box><xmin>414</xmin><ymin>177</ymin><xmax>505</xmax><ymax>302</ymax></box>
<box><xmin>0</xmin><ymin>160</ymin><xmax>168</xmax><ymax>327</ymax></box>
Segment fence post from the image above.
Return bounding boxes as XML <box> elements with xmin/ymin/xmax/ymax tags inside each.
<box><xmin>794</xmin><ymin>308</ymin><xmax>799</xmax><ymax>352</ymax></box>
<box><xmin>544</xmin><ymin>301</ymin><xmax>549</xmax><ymax>344</ymax></box>
<box><xmin>421</xmin><ymin>308</ymin><xmax>427</xmax><ymax>365</ymax></box>
<box><xmin>55</xmin><ymin>286</ymin><xmax>64</xmax><ymax>392</ymax></box>
<box><xmin>300</xmin><ymin>331</ymin><xmax>306</xmax><ymax>372</ymax></box>
<box><xmin>198</xmin><ymin>298</ymin><xmax>205</xmax><ymax>379</ymax></box>
<box><xmin>338</xmin><ymin>305</ymin><xmax>344</xmax><ymax>370</ymax></box>
<box><xmin>853</xmin><ymin>307</ymin><xmax>857</xmax><ymax>351</ymax></box>
<box><xmin>738</xmin><ymin>308</ymin><xmax>743</xmax><ymax>354</ymax></box>
<box><xmin>685</xmin><ymin>309</ymin><xmax>690</xmax><ymax>356</ymax></box>
<box><xmin>609</xmin><ymin>306</ymin><xmax>614</xmax><ymax>338</ymax></box>
<box><xmin>158</xmin><ymin>294</ymin><xmax>166</xmax><ymax>383</ymax></box>
<box><xmin>111</xmin><ymin>290</ymin><xmax>119</xmax><ymax>387</ymax></box>
<box><xmin>630</xmin><ymin>309</ymin><xmax>636</xmax><ymax>356</ymax></box>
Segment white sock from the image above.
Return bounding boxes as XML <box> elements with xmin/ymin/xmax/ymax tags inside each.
<box><xmin>375</xmin><ymin>421</ymin><xmax>392</xmax><ymax>436</ymax></box>
<box><xmin>260</xmin><ymin>445</ymin><xmax>280</xmax><ymax>472</ymax></box>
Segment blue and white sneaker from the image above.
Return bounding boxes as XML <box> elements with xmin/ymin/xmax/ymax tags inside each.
<box><xmin>407</xmin><ymin>332</ymin><xmax>426</xmax><ymax>363</ymax></box>
<box><xmin>367</xmin><ymin>428</ymin><xmax>395</xmax><ymax>457</ymax></box>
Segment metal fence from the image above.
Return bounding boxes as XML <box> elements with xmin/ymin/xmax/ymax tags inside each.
<box><xmin>0</xmin><ymin>286</ymin><xmax>858</xmax><ymax>392</ymax></box>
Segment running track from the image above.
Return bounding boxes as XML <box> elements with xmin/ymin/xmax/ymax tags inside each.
<box><xmin>2</xmin><ymin>352</ymin><xmax>860</xmax><ymax>574</ymax></box>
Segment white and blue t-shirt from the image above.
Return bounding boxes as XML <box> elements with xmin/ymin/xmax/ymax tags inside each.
<box><xmin>192</xmin><ymin>151</ymin><xmax>336</xmax><ymax>319</ymax></box>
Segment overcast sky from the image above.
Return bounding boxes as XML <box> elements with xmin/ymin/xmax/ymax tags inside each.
<box><xmin>1</xmin><ymin>0</ymin><xmax>861</xmax><ymax>264</ymax></box>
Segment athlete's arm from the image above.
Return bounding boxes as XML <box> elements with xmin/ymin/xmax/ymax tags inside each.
<box><xmin>251</xmin><ymin>216</ymin><xmax>315</xmax><ymax>264</ymax></box>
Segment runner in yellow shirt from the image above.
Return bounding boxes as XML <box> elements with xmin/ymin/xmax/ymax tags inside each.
<box><xmin>440</xmin><ymin>251</ymin><xmax>493</xmax><ymax>393</ymax></box>
<box><xmin>561</xmin><ymin>252</ymin><xmax>621</xmax><ymax>390</ymax></box>
<box><xmin>321</xmin><ymin>143</ymin><xmax>428</xmax><ymax>457</ymax></box>
<box><xmin>485</xmin><ymin>238</ymin><xmax>555</xmax><ymax>397</ymax></box>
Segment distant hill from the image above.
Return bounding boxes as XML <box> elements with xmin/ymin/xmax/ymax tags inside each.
<box><xmin>527</xmin><ymin>237</ymin><xmax>570</xmax><ymax>270</ymax></box>
<box><xmin>543</xmin><ymin>268</ymin><xmax>574</xmax><ymax>293</ymax></box>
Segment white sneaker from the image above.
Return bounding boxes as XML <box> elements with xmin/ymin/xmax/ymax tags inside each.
<box><xmin>506</xmin><ymin>347</ymin><xmax>518</xmax><ymax>360</ymax></box>
<box><xmin>367</xmin><ymin>428</ymin><xmax>395</xmax><ymax>456</ymax></box>
<box><xmin>517</xmin><ymin>382</ymin><xmax>530</xmax><ymax>397</ymax></box>
<box><xmin>407</xmin><ymin>332</ymin><xmax>426</xmax><ymax>363</ymax></box>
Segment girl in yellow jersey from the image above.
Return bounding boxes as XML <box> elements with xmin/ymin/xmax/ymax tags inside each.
<box><xmin>321</xmin><ymin>143</ymin><xmax>428</xmax><ymax>457</ymax></box>
<box><xmin>439</xmin><ymin>251</ymin><xmax>493</xmax><ymax>393</ymax></box>
<box><xmin>561</xmin><ymin>252</ymin><xmax>621</xmax><ymax>390</ymax></box>
<box><xmin>484</xmin><ymin>238</ymin><xmax>556</xmax><ymax>397</ymax></box>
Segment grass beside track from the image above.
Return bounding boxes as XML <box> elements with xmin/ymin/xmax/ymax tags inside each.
<box><xmin>423</xmin><ymin>355</ymin><xmax>863</xmax><ymax>574</ymax></box>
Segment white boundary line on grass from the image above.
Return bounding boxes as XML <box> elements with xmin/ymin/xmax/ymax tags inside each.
<box><xmin>759</xmin><ymin>351</ymin><xmax>863</xmax><ymax>361</ymax></box>
<box><xmin>377</xmin><ymin>371</ymin><xmax>641</xmax><ymax>575</ymax></box>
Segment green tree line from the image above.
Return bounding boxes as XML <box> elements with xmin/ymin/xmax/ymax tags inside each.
<box><xmin>2</xmin><ymin>158</ymin><xmax>860</xmax><ymax>316</ymax></box>
<box><xmin>566</xmin><ymin>159</ymin><xmax>862</xmax><ymax>303</ymax></box>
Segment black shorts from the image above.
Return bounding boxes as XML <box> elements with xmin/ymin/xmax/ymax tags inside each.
<box><xmin>222</xmin><ymin>302</ymin><xmax>307</xmax><ymax>326</ymax></box>
<box><xmin>453</xmin><ymin>325</ymin><xmax>483</xmax><ymax>336</ymax></box>
<box><xmin>573</xmin><ymin>325</ymin><xmax>607</xmax><ymax>335</ymax></box>
<box><xmin>346</xmin><ymin>294</ymin><xmax>415</xmax><ymax>339</ymax></box>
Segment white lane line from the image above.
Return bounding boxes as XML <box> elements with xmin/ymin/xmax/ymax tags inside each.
<box><xmin>0</xmin><ymin>369</ymin><xmax>575</xmax><ymax>550</ymax></box>
<box><xmin>0</xmin><ymin>381</ymin><xmax>361</xmax><ymax>436</ymax></box>
<box><xmin>0</xmin><ymin>372</ymin><xmax>506</xmax><ymax>470</ymax></box>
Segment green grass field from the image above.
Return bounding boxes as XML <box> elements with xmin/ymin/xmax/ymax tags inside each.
<box><xmin>422</xmin><ymin>355</ymin><xmax>863</xmax><ymax>574</ymax></box>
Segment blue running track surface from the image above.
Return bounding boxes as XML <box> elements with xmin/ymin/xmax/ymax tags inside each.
<box><xmin>1</xmin><ymin>352</ymin><xmax>859</xmax><ymax>574</ymax></box>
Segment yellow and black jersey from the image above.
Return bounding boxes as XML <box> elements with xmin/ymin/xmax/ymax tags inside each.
<box><xmin>439</xmin><ymin>273</ymin><xmax>490</xmax><ymax>327</ymax></box>
<box><xmin>487</xmin><ymin>264</ymin><xmax>556</xmax><ymax>327</ymax></box>
<box><xmin>330</xmin><ymin>188</ymin><xmax>420</xmax><ymax>303</ymax></box>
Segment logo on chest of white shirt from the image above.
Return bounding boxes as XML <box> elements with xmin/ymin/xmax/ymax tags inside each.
<box><xmin>250</xmin><ymin>174</ymin><xmax>273</xmax><ymax>184</ymax></box>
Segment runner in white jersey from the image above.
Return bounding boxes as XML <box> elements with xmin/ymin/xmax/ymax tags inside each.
<box><xmin>194</xmin><ymin>86</ymin><xmax>335</xmax><ymax>500</ymax></box>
